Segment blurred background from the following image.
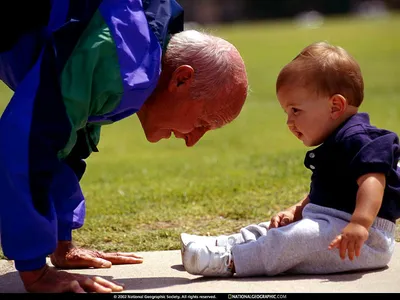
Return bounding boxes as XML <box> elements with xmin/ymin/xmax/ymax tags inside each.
<box><xmin>179</xmin><ymin>0</ymin><xmax>399</xmax><ymax>25</ymax></box>
<box><xmin>0</xmin><ymin>0</ymin><xmax>399</xmax><ymax>255</ymax></box>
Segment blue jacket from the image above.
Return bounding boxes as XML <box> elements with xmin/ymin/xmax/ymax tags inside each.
<box><xmin>0</xmin><ymin>0</ymin><xmax>184</xmax><ymax>271</ymax></box>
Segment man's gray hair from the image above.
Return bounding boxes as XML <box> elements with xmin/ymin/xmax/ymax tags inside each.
<box><xmin>164</xmin><ymin>30</ymin><xmax>245</xmax><ymax>100</ymax></box>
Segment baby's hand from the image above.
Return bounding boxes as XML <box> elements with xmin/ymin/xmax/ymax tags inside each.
<box><xmin>268</xmin><ymin>210</ymin><xmax>295</xmax><ymax>229</ymax></box>
<box><xmin>328</xmin><ymin>222</ymin><xmax>369</xmax><ymax>260</ymax></box>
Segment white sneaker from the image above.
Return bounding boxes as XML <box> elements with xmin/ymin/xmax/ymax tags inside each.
<box><xmin>180</xmin><ymin>233</ymin><xmax>238</xmax><ymax>255</ymax></box>
<box><xmin>182</xmin><ymin>242</ymin><xmax>234</xmax><ymax>277</ymax></box>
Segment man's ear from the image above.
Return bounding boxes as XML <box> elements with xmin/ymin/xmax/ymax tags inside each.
<box><xmin>168</xmin><ymin>65</ymin><xmax>194</xmax><ymax>92</ymax></box>
<box><xmin>329</xmin><ymin>94</ymin><xmax>347</xmax><ymax>120</ymax></box>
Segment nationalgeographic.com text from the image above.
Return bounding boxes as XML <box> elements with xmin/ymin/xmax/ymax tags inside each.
<box><xmin>229</xmin><ymin>294</ymin><xmax>287</xmax><ymax>299</ymax></box>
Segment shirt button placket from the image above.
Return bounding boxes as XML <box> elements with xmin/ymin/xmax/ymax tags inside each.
<box><xmin>308</xmin><ymin>152</ymin><xmax>316</xmax><ymax>170</ymax></box>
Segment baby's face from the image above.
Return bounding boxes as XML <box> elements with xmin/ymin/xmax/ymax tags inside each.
<box><xmin>277</xmin><ymin>86</ymin><xmax>336</xmax><ymax>147</ymax></box>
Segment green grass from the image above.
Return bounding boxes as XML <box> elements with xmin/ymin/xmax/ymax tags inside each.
<box><xmin>1</xmin><ymin>13</ymin><xmax>400</xmax><ymax>257</ymax></box>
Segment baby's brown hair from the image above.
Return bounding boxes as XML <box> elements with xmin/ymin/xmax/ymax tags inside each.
<box><xmin>276</xmin><ymin>42</ymin><xmax>364</xmax><ymax>107</ymax></box>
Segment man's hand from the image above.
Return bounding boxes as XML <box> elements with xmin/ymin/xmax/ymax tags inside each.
<box><xmin>328</xmin><ymin>222</ymin><xmax>369</xmax><ymax>260</ymax></box>
<box><xmin>50</xmin><ymin>241</ymin><xmax>143</xmax><ymax>269</ymax></box>
<box><xmin>20</xmin><ymin>264</ymin><xmax>124</xmax><ymax>293</ymax></box>
<box><xmin>268</xmin><ymin>210</ymin><xmax>295</xmax><ymax>229</ymax></box>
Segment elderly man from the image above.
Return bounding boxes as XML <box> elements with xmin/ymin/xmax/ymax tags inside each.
<box><xmin>0</xmin><ymin>0</ymin><xmax>248</xmax><ymax>293</ymax></box>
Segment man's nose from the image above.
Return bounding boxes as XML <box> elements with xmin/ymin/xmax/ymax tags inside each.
<box><xmin>186</xmin><ymin>128</ymin><xmax>208</xmax><ymax>147</ymax></box>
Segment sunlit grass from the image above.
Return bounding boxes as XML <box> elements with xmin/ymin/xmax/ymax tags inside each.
<box><xmin>1</xmin><ymin>13</ymin><xmax>399</xmax><ymax>257</ymax></box>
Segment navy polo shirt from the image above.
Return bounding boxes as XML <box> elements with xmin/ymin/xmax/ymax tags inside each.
<box><xmin>305</xmin><ymin>112</ymin><xmax>400</xmax><ymax>223</ymax></box>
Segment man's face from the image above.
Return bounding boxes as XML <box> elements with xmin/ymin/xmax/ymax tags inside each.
<box><xmin>145</xmin><ymin>108</ymin><xmax>210</xmax><ymax>147</ymax></box>
<box><xmin>138</xmin><ymin>64</ymin><xmax>247</xmax><ymax>147</ymax></box>
<box><xmin>141</xmin><ymin>95</ymin><xmax>229</xmax><ymax>147</ymax></box>
<box><xmin>277</xmin><ymin>86</ymin><xmax>335</xmax><ymax>147</ymax></box>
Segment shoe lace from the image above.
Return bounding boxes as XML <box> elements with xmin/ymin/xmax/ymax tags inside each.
<box><xmin>208</xmin><ymin>246</ymin><xmax>234</xmax><ymax>274</ymax></box>
<box><xmin>219</xmin><ymin>248</ymin><xmax>233</xmax><ymax>269</ymax></box>
<box><xmin>227</xmin><ymin>237</ymin><xmax>236</xmax><ymax>247</ymax></box>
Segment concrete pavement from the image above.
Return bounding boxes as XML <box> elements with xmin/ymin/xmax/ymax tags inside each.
<box><xmin>1</xmin><ymin>244</ymin><xmax>400</xmax><ymax>293</ymax></box>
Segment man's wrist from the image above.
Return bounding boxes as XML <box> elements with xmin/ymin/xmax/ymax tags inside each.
<box><xmin>14</xmin><ymin>256</ymin><xmax>47</xmax><ymax>272</ymax></box>
<box><xmin>19</xmin><ymin>264</ymin><xmax>49</xmax><ymax>287</ymax></box>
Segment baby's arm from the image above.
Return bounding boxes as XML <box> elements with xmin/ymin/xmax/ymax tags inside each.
<box><xmin>269</xmin><ymin>195</ymin><xmax>310</xmax><ymax>228</ymax></box>
<box><xmin>328</xmin><ymin>172</ymin><xmax>385</xmax><ymax>260</ymax></box>
<box><xmin>352</xmin><ymin>172</ymin><xmax>385</xmax><ymax>229</ymax></box>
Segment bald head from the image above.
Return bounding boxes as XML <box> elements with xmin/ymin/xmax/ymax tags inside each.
<box><xmin>164</xmin><ymin>30</ymin><xmax>248</xmax><ymax>127</ymax></box>
<box><xmin>137</xmin><ymin>30</ymin><xmax>248</xmax><ymax>147</ymax></box>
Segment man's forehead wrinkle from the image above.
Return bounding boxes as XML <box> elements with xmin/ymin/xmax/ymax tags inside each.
<box><xmin>200</xmin><ymin>73</ymin><xmax>247</xmax><ymax>128</ymax></box>
<box><xmin>202</xmin><ymin>108</ymin><xmax>237</xmax><ymax>129</ymax></box>
<box><xmin>198</xmin><ymin>113</ymin><xmax>225</xmax><ymax>129</ymax></box>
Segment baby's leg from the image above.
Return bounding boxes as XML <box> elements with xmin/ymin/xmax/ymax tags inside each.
<box><xmin>180</xmin><ymin>221</ymin><xmax>270</xmax><ymax>250</ymax></box>
<box><xmin>238</xmin><ymin>222</ymin><xmax>270</xmax><ymax>243</ymax></box>
<box><xmin>232</xmin><ymin>204</ymin><xmax>394</xmax><ymax>277</ymax></box>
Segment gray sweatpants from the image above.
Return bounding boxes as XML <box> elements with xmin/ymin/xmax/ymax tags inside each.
<box><xmin>229</xmin><ymin>203</ymin><xmax>396</xmax><ymax>277</ymax></box>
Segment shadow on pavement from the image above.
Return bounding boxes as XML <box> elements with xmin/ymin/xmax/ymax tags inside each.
<box><xmin>171</xmin><ymin>263</ymin><xmax>389</xmax><ymax>283</ymax></box>
<box><xmin>0</xmin><ymin>263</ymin><xmax>389</xmax><ymax>293</ymax></box>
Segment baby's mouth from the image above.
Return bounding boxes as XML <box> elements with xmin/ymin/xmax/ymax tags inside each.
<box><xmin>293</xmin><ymin>129</ymin><xmax>302</xmax><ymax>139</ymax></box>
<box><xmin>291</xmin><ymin>128</ymin><xmax>301</xmax><ymax>138</ymax></box>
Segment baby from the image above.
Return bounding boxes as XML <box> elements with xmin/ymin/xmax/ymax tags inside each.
<box><xmin>180</xmin><ymin>42</ymin><xmax>400</xmax><ymax>277</ymax></box>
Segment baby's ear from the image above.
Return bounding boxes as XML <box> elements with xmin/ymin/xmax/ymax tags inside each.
<box><xmin>329</xmin><ymin>94</ymin><xmax>347</xmax><ymax>119</ymax></box>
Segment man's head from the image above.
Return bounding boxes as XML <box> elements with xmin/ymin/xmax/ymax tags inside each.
<box><xmin>276</xmin><ymin>42</ymin><xmax>363</xmax><ymax>147</ymax></box>
<box><xmin>137</xmin><ymin>30</ymin><xmax>248</xmax><ymax>147</ymax></box>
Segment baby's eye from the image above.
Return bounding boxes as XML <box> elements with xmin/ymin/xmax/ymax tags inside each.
<box><xmin>291</xmin><ymin>107</ymin><xmax>300</xmax><ymax>114</ymax></box>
